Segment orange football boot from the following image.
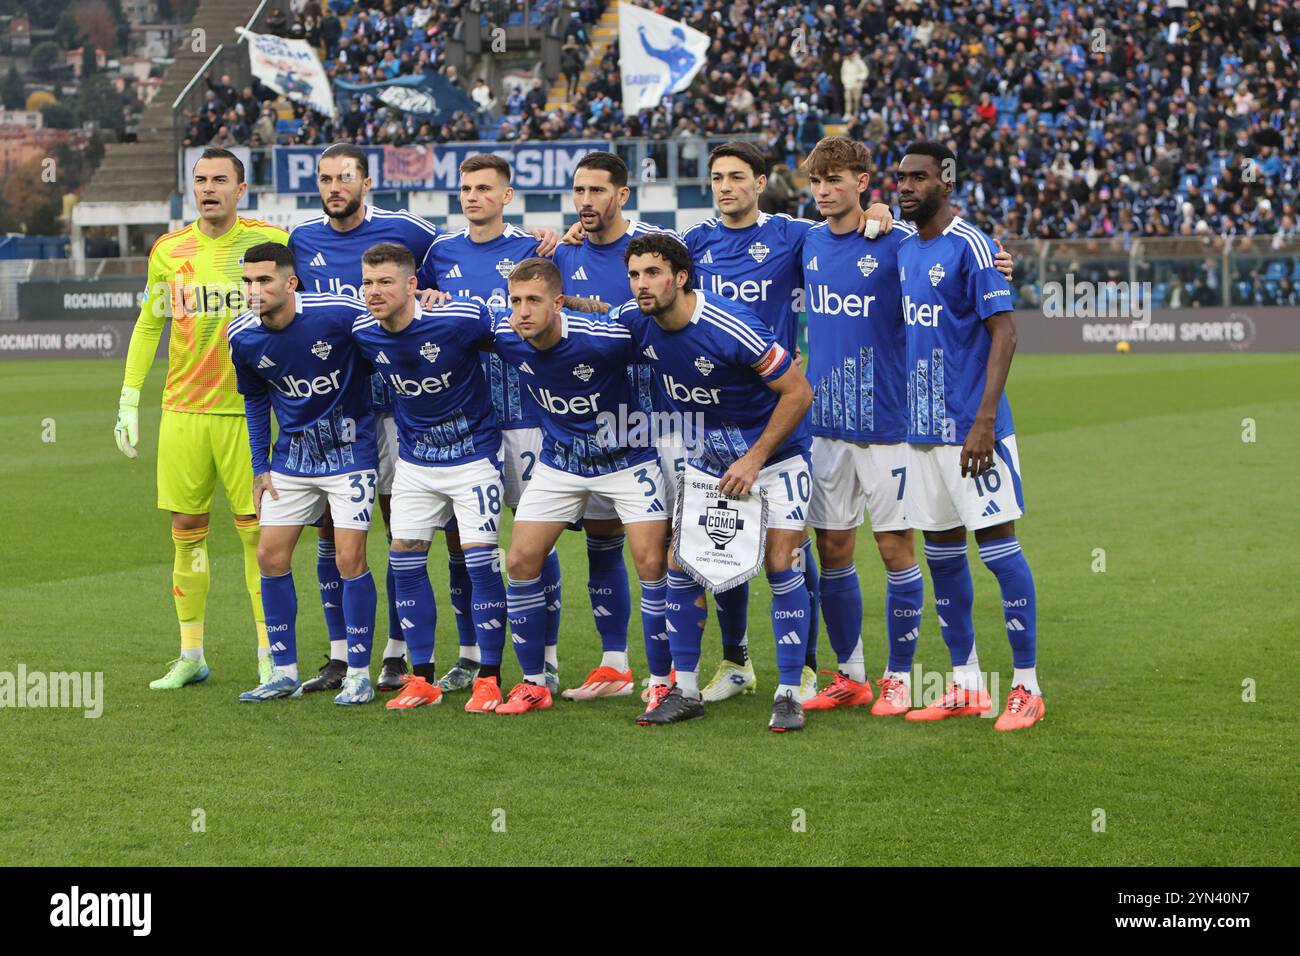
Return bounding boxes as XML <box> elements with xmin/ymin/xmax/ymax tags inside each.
<box><xmin>802</xmin><ymin>671</ymin><xmax>874</xmax><ymax>711</ymax></box>
<box><xmin>385</xmin><ymin>675</ymin><xmax>443</xmax><ymax>709</ymax></box>
<box><xmin>496</xmin><ymin>681</ymin><xmax>553</xmax><ymax>715</ymax></box>
<box><xmin>641</xmin><ymin>681</ymin><xmax>673</xmax><ymax>714</ymax></box>
<box><xmin>640</xmin><ymin>668</ymin><xmax>677</xmax><ymax>702</ymax></box>
<box><xmin>871</xmin><ymin>676</ymin><xmax>912</xmax><ymax>716</ymax></box>
<box><xmin>561</xmin><ymin>665</ymin><xmax>635</xmax><ymax>700</ymax></box>
<box><xmin>465</xmin><ymin>677</ymin><xmax>504</xmax><ymax>713</ymax></box>
<box><xmin>994</xmin><ymin>685</ymin><xmax>1046</xmax><ymax>731</ymax></box>
<box><xmin>904</xmin><ymin>682</ymin><xmax>991</xmax><ymax>721</ymax></box>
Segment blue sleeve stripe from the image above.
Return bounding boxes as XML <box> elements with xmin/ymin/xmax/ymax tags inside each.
<box><xmin>699</xmin><ymin>302</ymin><xmax>766</xmax><ymax>355</ymax></box>
<box><xmin>950</xmin><ymin>219</ymin><xmax>994</xmax><ymax>270</ymax></box>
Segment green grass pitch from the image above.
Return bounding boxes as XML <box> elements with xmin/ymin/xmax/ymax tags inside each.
<box><xmin>1</xmin><ymin>353</ymin><xmax>1297</xmax><ymax>866</ymax></box>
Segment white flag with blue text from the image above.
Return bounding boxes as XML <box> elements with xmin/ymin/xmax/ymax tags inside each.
<box><xmin>617</xmin><ymin>2</ymin><xmax>710</xmax><ymax>113</ymax></box>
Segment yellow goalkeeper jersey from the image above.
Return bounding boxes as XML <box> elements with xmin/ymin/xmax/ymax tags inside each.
<box><xmin>124</xmin><ymin>217</ymin><xmax>288</xmax><ymax>415</ymax></box>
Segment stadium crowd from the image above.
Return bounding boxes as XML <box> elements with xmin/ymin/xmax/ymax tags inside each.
<box><xmin>177</xmin><ymin>0</ymin><xmax>1300</xmax><ymax>246</ymax></box>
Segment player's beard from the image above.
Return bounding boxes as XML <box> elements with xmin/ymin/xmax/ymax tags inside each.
<box><xmin>901</xmin><ymin>190</ymin><xmax>942</xmax><ymax>226</ymax></box>
<box><xmin>323</xmin><ymin>195</ymin><xmax>363</xmax><ymax>220</ymax></box>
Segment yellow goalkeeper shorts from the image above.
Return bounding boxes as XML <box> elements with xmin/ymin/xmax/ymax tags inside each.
<box><xmin>156</xmin><ymin>410</ymin><xmax>255</xmax><ymax>516</ymax></box>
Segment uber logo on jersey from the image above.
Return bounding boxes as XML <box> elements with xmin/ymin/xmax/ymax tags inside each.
<box><xmin>529</xmin><ymin>385</ymin><xmax>601</xmax><ymax>415</ymax></box>
<box><xmin>661</xmin><ymin>373</ymin><xmax>721</xmax><ymax>405</ymax></box>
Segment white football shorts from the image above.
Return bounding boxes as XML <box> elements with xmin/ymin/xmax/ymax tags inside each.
<box><xmin>808</xmin><ymin>436</ymin><xmax>909</xmax><ymax>533</ymax></box>
<box><xmin>259</xmin><ymin>469</ymin><xmax>378</xmax><ymax>531</ymax></box>
<box><xmin>518</xmin><ymin>460</ymin><xmax>668</xmax><ymax>526</ymax></box>
<box><xmin>904</xmin><ymin>435</ymin><xmax>1025</xmax><ymax>532</ymax></box>
<box><xmin>389</xmin><ymin>456</ymin><xmax>504</xmax><ymax>545</ymax></box>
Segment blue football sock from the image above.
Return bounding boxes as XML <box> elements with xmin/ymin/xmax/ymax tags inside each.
<box><xmin>316</xmin><ymin>539</ymin><xmax>344</xmax><ymax>650</ymax></box>
<box><xmin>587</xmin><ymin>534</ymin><xmax>630</xmax><ymax>653</ymax></box>
<box><xmin>542</xmin><ymin>547</ymin><xmax>562</xmax><ymax>647</ymax></box>
<box><xmin>978</xmin><ymin>537</ymin><xmax>1037</xmax><ymax>668</ymax></box>
<box><xmin>666</xmin><ymin>570</ymin><xmax>705</xmax><ymax>676</ymax></box>
<box><xmin>341</xmin><ymin>569</ymin><xmax>377</xmax><ymax>670</ymax></box>
<box><xmin>506</xmin><ymin>575</ymin><xmax>547</xmax><ymax>676</ymax></box>
<box><xmin>769</xmin><ymin>568</ymin><xmax>811</xmax><ymax>686</ymax></box>
<box><xmin>885</xmin><ymin>564</ymin><xmax>924</xmax><ymax>673</ymax></box>
<box><xmin>384</xmin><ymin>555</ymin><xmax>402</xmax><ymax>648</ymax></box>
<box><xmin>389</xmin><ymin>550</ymin><xmax>436</xmax><ymax>666</ymax></box>
<box><xmin>924</xmin><ymin>540</ymin><xmax>976</xmax><ymax>667</ymax></box>
<box><xmin>447</xmin><ymin>549</ymin><xmax>476</xmax><ymax>651</ymax></box>
<box><xmin>639</xmin><ymin>575</ymin><xmax>671</xmax><ymax>679</ymax></box>
<box><xmin>818</xmin><ymin>563</ymin><xmax>862</xmax><ymax>667</ymax></box>
<box><xmin>801</xmin><ymin>538</ymin><xmax>820</xmax><ymax>668</ymax></box>
<box><xmin>465</xmin><ymin>547</ymin><xmax>507</xmax><ymax>667</ymax></box>
<box><xmin>715</xmin><ymin>582</ymin><xmax>750</xmax><ymax>665</ymax></box>
<box><xmin>261</xmin><ymin>570</ymin><xmax>297</xmax><ymax>669</ymax></box>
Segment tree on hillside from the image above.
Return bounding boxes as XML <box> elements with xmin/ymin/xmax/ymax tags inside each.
<box><xmin>31</xmin><ymin>42</ymin><xmax>62</xmax><ymax>77</ymax></box>
<box><xmin>74</xmin><ymin>0</ymin><xmax>118</xmax><ymax>56</ymax></box>
<box><xmin>2</xmin><ymin>67</ymin><xmax>25</xmax><ymax>111</ymax></box>
<box><xmin>2</xmin><ymin>155</ymin><xmax>63</xmax><ymax>233</ymax></box>
<box><xmin>40</xmin><ymin>101</ymin><xmax>77</xmax><ymax>129</ymax></box>
<box><xmin>81</xmin><ymin>43</ymin><xmax>97</xmax><ymax>79</ymax></box>
<box><xmin>77</xmin><ymin>74</ymin><xmax>124</xmax><ymax>130</ymax></box>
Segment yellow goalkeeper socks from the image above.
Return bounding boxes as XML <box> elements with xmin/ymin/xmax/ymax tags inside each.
<box><xmin>172</xmin><ymin>525</ymin><xmax>210</xmax><ymax>659</ymax></box>
<box><xmin>233</xmin><ymin>515</ymin><xmax>270</xmax><ymax>657</ymax></box>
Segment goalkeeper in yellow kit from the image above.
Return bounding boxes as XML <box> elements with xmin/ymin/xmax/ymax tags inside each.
<box><xmin>114</xmin><ymin>147</ymin><xmax>288</xmax><ymax>689</ymax></box>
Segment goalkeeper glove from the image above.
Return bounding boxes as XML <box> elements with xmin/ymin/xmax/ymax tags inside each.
<box><xmin>115</xmin><ymin>385</ymin><xmax>140</xmax><ymax>459</ymax></box>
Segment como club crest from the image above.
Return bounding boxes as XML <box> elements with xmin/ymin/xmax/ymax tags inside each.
<box><xmin>495</xmin><ymin>258</ymin><xmax>516</xmax><ymax>280</ymax></box>
<box><xmin>857</xmin><ymin>254</ymin><xmax>878</xmax><ymax>277</ymax></box>
<box><xmin>699</xmin><ymin>499</ymin><xmax>744</xmax><ymax>550</ymax></box>
<box><xmin>420</xmin><ymin>341</ymin><xmax>441</xmax><ymax>363</ymax></box>
<box><xmin>747</xmin><ymin>241</ymin><xmax>770</xmax><ymax>264</ymax></box>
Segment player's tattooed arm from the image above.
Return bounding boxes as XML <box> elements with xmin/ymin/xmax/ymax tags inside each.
<box><xmin>562</xmin><ymin>295</ymin><xmax>611</xmax><ymax>313</ymax></box>
<box><xmin>961</xmin><ymin>311</ymin><xmax>1017</xmax><ymax>479</ymax></box>
<box><xmin>252</xmin><ymin>473</ymin><xmax>278</xmax><ymax>521</ymax></box>
<box><xmin>531</xmin><ymin>227</ymin><xmax>561</xmax><ymax>257</ymax></box>
<box><xmin>561</xmin><ymin>221</ymin><xmax>586</xmax><ymax>245</ymax></box>
<box><xmin>993</xmin><ymin>239</ymin><xmax>1014</xmax><ymax>281</ymax></box>
<box><xmin>718</xmin><ymin>364</ymin><xmax>814</xmax><ymax>498</ymax></box>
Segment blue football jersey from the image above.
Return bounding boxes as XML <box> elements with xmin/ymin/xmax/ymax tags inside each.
<box><xmin>681</xmin><ymin>212</ymin><xmax>815</xmax><ymax>352</ymax></box>
<box><xmin>417</xmin><ymin>224</ymin><xmax>542</xmax><ymax>430</ymax></box>
<box><xmin>488</xmin><ymin>310</ymin><xmax>656</xmax><ymax>477</ymax></box>
<box><xmin>897</xmin><ymin>215</ymin><xmax>1016</xmax><ymax>444</ymax></box>
<box><xmin>615</xmin><ymin>289</ymin><xmax>810</xmax><ymax>477</ymax></box>
<box><xmin>552</xmin><ymin>219</ymin><xmax>680</xmax><ymax>417</ymax></box>
<box><xmin>289</xmin><ymin>205</ymin><xmax>440</xmax><ymax>414</ymax></box>
<box><xmin>228</xmin><ymin>292</ymin><xmax>376</xmax><ymax>477</ymax></box>
<box><xmin>802</xmin><ymin>219</ymin><xmax>915</xmax><ymax>443</ymax></box>
<box><xmin>349</xmin><ymin>297</ymin><xmax>501</xmax><ymax>467</ymax></box>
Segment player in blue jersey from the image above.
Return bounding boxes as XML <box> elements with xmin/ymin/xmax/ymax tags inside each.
<box><xmin>492</xmin><ymin>258</ymin><xmax>671</xmax><ymax>714</ymax></box>
<box><xmin>288</xmin><ymin>143</ymin><xmax>438</xmax><ymax>695</ymax></box>
<box><xmin>895</xmin><ymin>141</ymin><xmax>1044</xmax><ymax>732</ymax></box>
<box><xmin>678</xmin><ymin>140</ymin><xmax>899</xmax><ymax>705</ymax></box>
<box><xmin>291</xmin><ymin>144</ymin><xmax>560</xmax><ymax>697</ymax></box>
<box><xmin>226</xmin><ymin>243</ymin><xmax>379</xmax><ymax>705</ymax></box>
<box><xmin>794</xmin><ymin>136</ymin><xmax>927</xmax><ymax>718</ymax></box>
<box><xmin>415</xmin><ymin>152</ymin><xmax>566</xmax><ymax>696</ymax></box>
<box><xmin>348</xmin><ymin>243</ymin><xmax>513</xmax><ymax>713</ymax></box>
<box><xmin>548</xmin><ymin>151</ymin><xmax>680</xmax><ymax>701</ymax></box>
<box><xmin>616</xmin><ymin>234</ymin><xmax>817</xmax><ymax>733</ymax></box>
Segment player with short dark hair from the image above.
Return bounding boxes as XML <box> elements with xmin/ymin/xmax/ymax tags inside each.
<box><xmin>550</xmin><ymin>151</ymin><xmax>681</xmax><ymax>702</ymax></box>
<box><xmin>227</xmin><ymin>242</ymin><xmax>379</xmax><ymax>704</ymax></box>
<box><xmin>115</xmin><ymin>147</ymin><xmax>287</xmax><ymax>691</ymax></box>
<box><xmin>349</xmin><ymin>243</ymin><xmax>511</xmax><ymax>712</ymax></box>
<box><xmin>895</xmin><ymin>141</ymin><xmax>1045</xmax><ymax>731</ymax></box>
<box><xmin>415</xmin><ymin>154</ymin><xmax>566</xmax><ymax>695</ymax></box>
<box><xmin>616</xmin><ymin>235</ymin><xmax>817</xmax><ymax>732</ymax></box>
